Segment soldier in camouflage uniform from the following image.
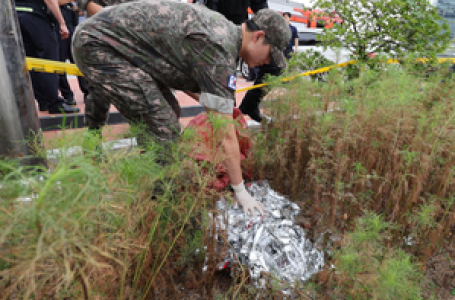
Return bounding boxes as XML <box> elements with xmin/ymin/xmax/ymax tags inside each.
<box><xmin>72</xmin><ymin>0</ymin><xmax>290</xmax><ymax>216</ymax></box>
<box><xmin>57</xmin><ymin>0</ymin><xmax>138</xmax><ymax>134</ymax></box>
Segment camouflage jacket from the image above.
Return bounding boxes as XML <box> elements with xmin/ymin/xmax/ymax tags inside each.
<box><xmin>76</xmin><ymin>0</ymin><xmax>241</xmax><ymax>112</ymax></box>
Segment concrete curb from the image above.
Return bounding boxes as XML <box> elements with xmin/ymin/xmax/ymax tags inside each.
<box><xmin>45</xmin><ymin>120</ymin><xmax>262</xmax><ymax>161</ymax></box>
<box><xmin>40</xmin><ymin>105</ymin><xmax>206</xmax><ymax>131</ymax></box>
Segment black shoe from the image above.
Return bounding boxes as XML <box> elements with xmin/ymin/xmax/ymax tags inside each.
<box><xmin>48</xmin><ymin>103</ymin><xmax>80</xmax><ymax>114</ymax></box>
<box><xmin>239</xmin><ymin>103</ymin><xmax>262</xmax><ymax>122</ymax></box>
<box><xmin>64</xmin><ymin>98</ymin><xmax>77</xmax><ymax>106</ymax></box>
<box><xmin>38</xmin><ymin>104</ymin><xmax>48</xmax><ymax>112</ymax></box>
<box><xmin>59</xmin><ymin>96</ymin><xmax>77</xmax><ymax>106</ymax></box>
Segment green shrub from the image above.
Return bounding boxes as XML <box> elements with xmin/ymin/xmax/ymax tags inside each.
<box><xmin>285</xmin><ymin>49</ymin><xmax>335</xmax><ymax>82</ymax></box>
<box><xmin>334</xmin><ymin>212</ymin><xmax>423</xmax><ymax>300</ymax></box>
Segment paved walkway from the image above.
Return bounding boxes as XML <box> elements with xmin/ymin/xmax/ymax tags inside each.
<box><xmin>41</xmin><ymin>77</ymin><xmax>254</xmax><ymax>144</ymax></box>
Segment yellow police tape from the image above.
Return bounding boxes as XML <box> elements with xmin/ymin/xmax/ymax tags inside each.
<box><xmin>237</xmin><ymin>57</ymin><xmax>455</xmax><ymax>92</ymax></box>
<box><xmin>26</xmin><ymin>57</ymin><xmax>84</xmax><ymax>76</ymax></box>
<box><xmin>26</xmin><ymin>57</ymin><xmax>455</xmax><ymax>94</ymax></box>
<box><xmin>237</xmin><ymin>60</ymin><xmax>356</xmax><ymax>92</ymax></box>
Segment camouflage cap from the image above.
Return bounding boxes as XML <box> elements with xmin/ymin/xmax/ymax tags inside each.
<box><xmin>251</xmin><ymin>9</ymin><xmax>292</xmax><ymax>69</ymax></box>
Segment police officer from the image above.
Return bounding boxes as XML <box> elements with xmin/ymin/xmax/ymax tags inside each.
<box><xmin>239</xmin><ymin>53</ymin><xmax>281</xmax><ymax>122</ymax></box>
<box><xmin>72</xmin><ymin>1</ymin><xmax>291</xmax><ymax>217</ymax></box>
<box><xmin>205</xmin><ymin>0</ymin><xmax>267</xmax><ymax>26</ymax></box>
<box><xmin>58</xmin><ymin>2</ymin><xmax>89</xmax><ymax>103</ymax></box>
<box><xmin>15</xmin><ymin>0</ymin><xmax>80</xmax><ymax>114</ymax></box>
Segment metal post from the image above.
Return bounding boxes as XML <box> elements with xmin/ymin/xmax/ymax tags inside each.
<box><xmin>0</xmin><ymin>0</ymin><xmax>46</xmax><ymax>166</ymax></box>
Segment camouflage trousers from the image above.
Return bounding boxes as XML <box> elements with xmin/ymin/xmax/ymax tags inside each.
<box><xmin>72</xmin><ymin>34</ymin><xmax>181</xmax><ymax>145</ymax></box>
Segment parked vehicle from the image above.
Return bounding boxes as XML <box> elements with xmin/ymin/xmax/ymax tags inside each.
<box><xmin>434</xmin><ymin>0</ymin><xmax>455</xmax><ymax>58</ymax></box>
<box><xmin>261</xmin><ymin>0</ymin><xmax>342</xmax><ymax>46</ymax></box>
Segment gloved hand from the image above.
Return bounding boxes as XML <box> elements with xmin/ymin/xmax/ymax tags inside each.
<box><xmin>231</xmin><ymin>181</ymin><xmax>265</xmax><ymax>217</ymax></box>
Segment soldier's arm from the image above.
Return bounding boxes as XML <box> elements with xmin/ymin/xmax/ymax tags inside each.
<box><xmin>183</xmin><ymin>34</ymin><xmax>246</xmax><ymax>184</ymax></box>
<box><xmin>43</xmin><ymin>0</ymin><xmax>69</xmax><ymax>39</ymax></box>
<box><xmin>198</xmin><ymin>81</ymin><xmax>244</xmax><ymax>187</ymax></box>
<box><xmin>205</xmin><ymin>109</ymin><xmax>243</xmax><ymax>185</ymax></box>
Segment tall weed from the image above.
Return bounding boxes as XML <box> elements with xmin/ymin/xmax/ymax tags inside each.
<box><xmin>0</xmin><ymin>117</ymin><xmax>234</xmax><ymax>299</ymax></box>
<box><xmin>253</xmin><ymin>60</ymin><xmax>455</xmax><ymax>273</ymax></box>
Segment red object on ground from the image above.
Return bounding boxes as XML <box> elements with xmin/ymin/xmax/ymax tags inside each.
<box><xmin>185</xmin><ymin>108</ymin><xmax>253</xmax><ymax>191</ymax></box>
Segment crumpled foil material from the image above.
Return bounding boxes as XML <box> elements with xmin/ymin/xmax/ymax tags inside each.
<box><xmin>208</xmin><ymin>180</ymin><xmax>324</xmax><ymax>287</ymax></box>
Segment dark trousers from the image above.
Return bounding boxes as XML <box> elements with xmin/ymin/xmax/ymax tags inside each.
<box><xmin>284</xmin><ymin>49</ymin><xmax>293</xmax><ymax>60</ymax></box>
<box><xmin>248</xmin><ymin>67</ymin><xmax>258</xmax><ymax>81</ymax></box>
<box><xmin>17</xmin><ymin>12</ymin><xmax>63</xmax><ymax>110</ymax></box>
<box><xmin>240</xmin><ymin>59</ymin><xmax>282</xmax><ymax>109</ymax></box>
<box><xmin>58</xmin><ymin>27</ymin><xmax>89</xmax><ymax>99</ymax></box>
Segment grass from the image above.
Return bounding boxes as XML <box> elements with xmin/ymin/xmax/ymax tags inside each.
<box><xmin>0</xmin><ymin>57</ymin><xmax>454</xmax><ymax>299</ymax></box>
<box><xmin>0</xmin><ymin>122</ymin><xmax>224</xmax><ymax>299</ymax></box>
<box><xmin>251</xmin><ymin>57</ymin><xmax>455</xmax><ymax>298</ymax></box>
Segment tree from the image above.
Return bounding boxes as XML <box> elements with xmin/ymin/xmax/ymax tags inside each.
<box><xmin>312</xmin><ymin>0</ymin><xmax>450</xmax><ymax>62</ymax></box>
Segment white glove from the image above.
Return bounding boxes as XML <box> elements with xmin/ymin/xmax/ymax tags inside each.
<box><xmin>231</xmin><ymin>181</ymin><xmax>265</xmax><ymax>217</ymax></box>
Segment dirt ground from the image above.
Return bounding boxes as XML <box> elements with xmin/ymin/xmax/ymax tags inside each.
<box><xmin>174</xmin><ymin>228</ymin><xmax>454</xmax><ymax>299</ymax></box>
<box><xmin>422</xmin><ymin>245</ymin><xmax>455</xmax><ymax>300</ymax></box>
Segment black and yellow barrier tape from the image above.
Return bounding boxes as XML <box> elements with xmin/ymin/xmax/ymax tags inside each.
<box><xmin>26</xmin><ymin>57</ymin><xmax>84</xmax><ymax>77</ymax></box>
<box><xmin>26</xmin><ymin>57</ymin><xmax>455</xmax><ymax>94</ymax></box>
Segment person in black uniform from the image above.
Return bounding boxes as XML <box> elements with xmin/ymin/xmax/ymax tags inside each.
<box><xmin>205</xmin><ymin>0</ymin><xmax>282</xmax><ymax>123</ymax></box>
<box><xmin>15</xmin><ymin>0</ymin><xmax>80</xmax><ymax>114</ymax></box>
<box><xmin>205</xmin><ymin>0</ymin><xmax>267</xmax><ymax>26</ymax></box>
<box><xmin>240</xmin><ymin>57</ymin><xmax>281</xmax><ymax>122</ymax></box>
<box><xmin>58</xmin><ymin>2</ymin><xmax>89</xmax><ymax>104</ymax></box>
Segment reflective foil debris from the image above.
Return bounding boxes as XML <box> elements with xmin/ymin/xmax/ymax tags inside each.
<box><xmin>210</xmin><ymin>180</ymin><xmax>324</xmax><ymax>288</ymax></box>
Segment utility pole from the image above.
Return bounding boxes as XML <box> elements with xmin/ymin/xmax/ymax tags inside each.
<box><xmin>0</xmin><ymin>0</ymin><xmax>46</xmax><ymax>167</ymax></box>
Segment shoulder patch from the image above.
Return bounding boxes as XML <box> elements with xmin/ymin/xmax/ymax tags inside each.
<box><xmin>227</xmin><ymin>75</ymin><xmax>237</xmax><ymax>91</ymax></box>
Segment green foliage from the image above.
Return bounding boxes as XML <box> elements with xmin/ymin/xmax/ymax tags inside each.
<box><xmin>0</xmin><ymin>157</ymin><xmax>20</xmax><ymax>179</ymax></box>
<box><xmin>313</xmin><ymin>0</ymin><xmax>451</xmax><ymax>61</ymax></box>
<box><xmin>285</xmin><ymin>49</ymin><xmax>335</xmax><ymax>81</ymax></box>
<box><xmin>0</xmin><ymin>154</ymin><xmax>115</xmax><ymax>299</ymax></box>
<box><xmin>253</xmin><ymin>61</ymin><xmax>455</xmax><ymax>298</ymax></box>
<box><xmin>334</xmin><ymin>213</ymin><xmax>423</xmax><ymax>300</ymax></box>
<box><xmin>2</xmin><ymin>59</ymin><xmax>455</xmax><ymax>298</ymax></box>
<box><xmin>0</xmin><ymin>124</ymin><xmax>216</xmax><ymax>299</ymax></box>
